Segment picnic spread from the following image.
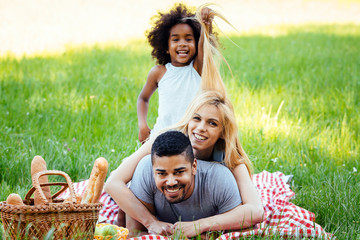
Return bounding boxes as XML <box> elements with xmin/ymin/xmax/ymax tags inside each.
<box><xmin>0</xmin><ymin>156</ymin><xmax>333</xmax><ymax>239</ymax></box>
<box><xmin>58</xmin><ymin>171</ymin><xmax>333</xmax><ymax>239</ymax></box>
<box><xmin>0</xmin><ymin>155</ymin><xmax>333</xmax><ymax>239</ymax></box>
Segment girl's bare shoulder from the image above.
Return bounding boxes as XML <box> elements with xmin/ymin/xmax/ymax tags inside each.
<box><xmin>148</xmin><ymin>65</ymin><xmax>167</xmax><ymax>83</ymax></box>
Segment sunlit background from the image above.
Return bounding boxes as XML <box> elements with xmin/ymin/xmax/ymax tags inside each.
<box><xmin>1</xmin><ymin>0</ymin><xmax>359</xmax><ymax>56</ymax></box>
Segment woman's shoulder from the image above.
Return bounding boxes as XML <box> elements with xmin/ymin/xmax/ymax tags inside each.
<box><xmin>197</xmin><ymin>160</ymin><xmax>232</xmax><ymax>179</ymax></box>
<box><xmin>212</xmin><ymin>141</ymin><xmax>225</xmax><ymax>164</ymax></box>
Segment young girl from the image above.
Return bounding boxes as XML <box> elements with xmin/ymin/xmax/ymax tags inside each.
<box><xmin>137</xmin><ymin>3</ymin><xmax>226</xmax><ymax>143</ymax></box>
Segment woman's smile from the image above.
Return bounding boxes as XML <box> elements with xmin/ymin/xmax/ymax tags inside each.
<box><xmin>188</xmin><ymin>104</ymin><xmax>223</xmax><ymax>160</ymax></box>
<box><xmin>193</xmin><ymin>132</ymin><xmax>207</xmax><ymax>141</ymax></box>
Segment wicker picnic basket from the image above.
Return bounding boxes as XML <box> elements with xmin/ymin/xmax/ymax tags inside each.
<box><xmin>0</xmin><ymin>170</ymin><xmax>103</xmax><ymax>240</ymax></box>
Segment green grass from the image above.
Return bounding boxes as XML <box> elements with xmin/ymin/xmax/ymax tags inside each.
<box><xmin>1</xmin><ymin>24</ymin><xmax>359</xmax><ymax>239</ymax></box>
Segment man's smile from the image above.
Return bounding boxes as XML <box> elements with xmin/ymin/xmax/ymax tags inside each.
<box><xmin>163</xmin><ymin>185</ymin><xmax>183</xmax><ymax>195</ymax></box>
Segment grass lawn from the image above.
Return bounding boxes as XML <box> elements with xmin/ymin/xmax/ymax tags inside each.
<box><xmin>0</xmin><ymin>24</ymin><xmax>359</xmax><ymax>239</ymax></box>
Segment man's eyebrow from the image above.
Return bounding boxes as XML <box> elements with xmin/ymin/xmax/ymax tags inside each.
<box><xmin>155</xmin><ymin>169</ymin><xmax>166</xmax><ymax>172</ymax></box>
<box><xmin>174</xmin><ymin>167</ymin><xmax>187</xmax><ymax>171</ymax></box>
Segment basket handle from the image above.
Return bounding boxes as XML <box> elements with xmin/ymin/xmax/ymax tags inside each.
<box><xmin>25</xmin><ymin>182</ymin><xmax>69</xmax><ymax>204</ymax></box>
<box><xmin>28</xmin><ymin>170</ymin><xmax>77</xmax><ymax>205</ymax></box>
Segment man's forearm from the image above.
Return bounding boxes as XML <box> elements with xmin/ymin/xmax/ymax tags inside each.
<box><xmin>126</xmin><ymin>211</ymin><xmax>148</xmax><ymax>237</ymax></box>
<box><xmin>197</xmin><ymin>204</ymin><xmax>263</xmax><ymax>233</ymax></box>
<box><xmin>174</xmin><ymin>204</ymin><xmax>263</xmax><ymax>237</ymax></box>
<box><xmin>108</xmin><ymin>187</ymin><xmax>156</xmax><ymax>228</ymax></box>
<box><xmin>105</xmin><ymin>173</ymin><xmax>157</xmax><ymax>228</ymax></box>
<box><xmin>105</xmin><ymin>176</ymin><xmax>175</xmax><ymax>236</ymax></box>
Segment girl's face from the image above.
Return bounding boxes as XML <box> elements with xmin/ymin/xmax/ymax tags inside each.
<box><xmin>168</xmin><ymin>23</ymin><xmax>196</xmax><ymax>67</ymax></box>
<box><xmin>187</xmin><ymin>104</ymin><xmax>223</xmax><ymax>160</ymax></box>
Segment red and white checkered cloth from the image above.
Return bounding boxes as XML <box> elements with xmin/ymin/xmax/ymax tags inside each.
<box><xmin>58</xmin><ymin>171</ymin><xmax>333</xmax><ymax>239</ymax></box>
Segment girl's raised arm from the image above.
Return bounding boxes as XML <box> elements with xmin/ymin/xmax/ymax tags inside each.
<box><xmin>193</xmin><ymin>7</ymin><xmax>213</xmax><ymax>76</ymax></box>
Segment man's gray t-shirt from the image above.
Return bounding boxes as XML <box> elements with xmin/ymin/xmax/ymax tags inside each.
<box><xmin>130</xmin><ymin>155</ymin><xmax>242</xmax><ymax>223</ymax></box>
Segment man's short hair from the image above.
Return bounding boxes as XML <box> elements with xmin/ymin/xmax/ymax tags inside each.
<box><xmin>151</xmin><ymin>131</ymin><xmax>194</xmax><ymax>164</ymax></box>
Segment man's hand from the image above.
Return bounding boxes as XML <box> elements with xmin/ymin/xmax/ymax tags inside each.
<box><xmin>138</xmin><ymin>125</ymin><xmax>151</xmax><ymax>144</ymax></box>
<box><xmin>173</xmin><ymin>221</ymin><xmax>204</xmax><ymax>238</ymax></box>
<box><xmin>147</xmin><ymin>220</ymin><xmax>174</xmax><ymax>236</ymax></box>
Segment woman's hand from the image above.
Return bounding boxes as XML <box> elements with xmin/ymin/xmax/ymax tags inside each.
<box><xmin>147</xmin><ymin>221</ymin><xmax>174</xmax><ymax>236</ymax></box>
<box><xmin>173</xmin><ymin>220</ymin><xmax>204</xmax><ymax>238</ymax></box>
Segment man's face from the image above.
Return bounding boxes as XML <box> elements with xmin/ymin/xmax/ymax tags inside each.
<box><xmin>152</xmin><ymin>154</ymin><xmax>197</xmax><ymax>203</ymax></box>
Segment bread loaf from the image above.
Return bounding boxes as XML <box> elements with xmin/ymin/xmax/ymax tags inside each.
<box><xmin>6</xmin><ymin>193</ymin><xmax>25</xmax><ymax>206</ymax></box>
<box><xmin>64</xmin><ymin>194</ymin><xmax>82</xmax><ymax>204</ymax></box>
<box><xmin>81</xmin><ymin>157</ymin><xmax>108</xmax><ymax>204</ymax></box>
<box><xmin>31</xmin><ymin>155</ymin><xmax>52</xmax><ymax>204</ymax></box>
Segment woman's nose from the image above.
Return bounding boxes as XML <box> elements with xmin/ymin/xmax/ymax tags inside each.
<box><xmin>196</xmin><ymin>121</ymin><xmax>206</xmax><ymax>132</ymax></box>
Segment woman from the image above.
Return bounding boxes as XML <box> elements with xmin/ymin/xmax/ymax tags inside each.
<box><xmin>105</xmin><ymin>90</ymin><xmax>264</xmax><ymax>237</ymax></box>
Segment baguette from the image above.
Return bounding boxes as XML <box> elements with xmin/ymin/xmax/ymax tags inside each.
<box><xmin>81</xmin><ymin>157</ymin><xmax>108</xmax><ymax>204</ymax></box>
<box><xmin>6</xmin><ymin>193</ymin><xmax>25</xmax><ymax>206</ymax></box>
<box><xmin>64</xmin><ymin>193</ymin><xmax>82</xmax><ymax>204</ymax></box>
<box><xmin>31</xmin><ymin>155</ymin><xmax>52</xmax><ymax>205</ymax></box>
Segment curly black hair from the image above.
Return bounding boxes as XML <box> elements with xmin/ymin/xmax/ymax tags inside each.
<box><xmin>151</xmin><ymin>130</ymin><xmax>194</xmax><ymax>164</ymax></box>
<box><xmin>146</xmin><ymin>3</ymin><xmax>201</xmax><ymax>65</ymax></box>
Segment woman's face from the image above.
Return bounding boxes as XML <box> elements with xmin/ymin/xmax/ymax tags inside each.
<box><xmin>187</xmin><ymin>104</ymin><xmax>223</xmax><ymax>159</ymax></box>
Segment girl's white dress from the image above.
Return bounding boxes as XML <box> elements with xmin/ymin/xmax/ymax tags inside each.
<box><xmin>151</xmin><ymin>60</ymin><xmax>201</xmax><ymax>135</ymax></box>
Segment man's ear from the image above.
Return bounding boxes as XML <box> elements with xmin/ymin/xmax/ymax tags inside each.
<box><xmin>192</xmin><ymin>158</ymin><xmax>197</xmax><ymax>175</ymax></box>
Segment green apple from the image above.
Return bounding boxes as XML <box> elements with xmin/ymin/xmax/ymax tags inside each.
<box><xmin>100</xmin><ymin>225</ymin><xmax>118</xmax><ymax>237</ymax></box>
<box><xmin>94</xmin><ymin>225</ymin><xmax>103</xmax><ymax>236</ymax></box>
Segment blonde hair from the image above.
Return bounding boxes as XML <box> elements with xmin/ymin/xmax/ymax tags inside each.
<box><xmin>173</xmin><ymin>90</ymin><xmax>253</xmax><ymax>175</ymax></box>
<box><xmin>155</xmin><ymin>5</ymin><xmax>251</xmax><ymax>173</ymax></box>
<box><xmin>195</xmin><ymin>4</ymin><xmax>234</xmax><ymax>98</ymax></box>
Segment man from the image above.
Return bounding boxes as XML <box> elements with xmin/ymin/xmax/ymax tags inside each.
<box><xmin>128</xmin><ymin>131</ymin><xmax>243</xmax><ymax>237</ymax></box>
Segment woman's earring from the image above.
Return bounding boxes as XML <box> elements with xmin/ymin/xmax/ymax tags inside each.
<box><xmin>166</xmin><ymin>51</ymin><xmax>169</xmax><ymax>54</ymax></box>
